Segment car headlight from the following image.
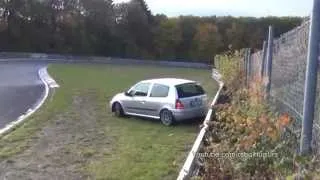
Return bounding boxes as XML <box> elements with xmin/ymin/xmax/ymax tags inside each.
<box><xmin>109</xmin><ymin>99</ymin><xmax>113</xmax><ymax>107</ymax></box>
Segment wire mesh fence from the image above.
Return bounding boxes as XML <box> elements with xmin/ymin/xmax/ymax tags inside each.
<box><xmin>315</xmin><ymin>70</ymin><xmax>320</xmax><ymax>149</ymax></box>
<box><xmin>271</xmin><ymin>21</ymin><xmax>309</xmax><ymax>121</ymax></box>
<box><xmin>247</xmin><ymin>20</ymin><xmax>320</xmax><ymax>149</ymax></box>
<box><xmin>250</xmin><ymin>50</ymin><xmax>263</xmax><ymax>80</ymax></box>
<box><xmin>178</xmin><ymin>12</ymin><xmax>320</xmax><ymax>179</ymax></box>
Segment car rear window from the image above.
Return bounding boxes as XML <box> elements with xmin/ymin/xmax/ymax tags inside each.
<box><xmin>175</xmin><ymin>83</ymin><xmax>205</xmax><ymax>98</ymax></box>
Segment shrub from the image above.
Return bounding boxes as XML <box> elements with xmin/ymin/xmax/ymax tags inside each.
<box><xmin>200</xmin><ymin>50</ymin><xmax>319</xmax><ymax>179</ymax></box>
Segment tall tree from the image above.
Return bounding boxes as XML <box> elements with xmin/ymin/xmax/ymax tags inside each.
<box><xmin>193</xmin><ymin>23</ymin><xmax>222</xmax><ymax>61</ymax></box>
<box><xmin>154</xmin><ymin>17</ymin><xmax>181</xmax><ymax>59</ymax></box>
<box><xmin>115</xmin><ymin>0</ymin><xmax>154</xmax><ymax>58</ymax></box>
<box><xmin>81</xmin><ymin>0</ymin><xmax>116</xmax><ymax>55</ymax></box>
<box><xmin>133</xmin><ymin>0</ymin><xmax>153</xmax><ymax>24</ymax></box>
<box><xmin>0</xmin><ymin>0</ymin><xmax>304</xmax><ymax>60</ymax></box>
<box><xmin>176</xmin><ymin>16</ymin><xmax>200</xmax><ymax>60</ymax></box>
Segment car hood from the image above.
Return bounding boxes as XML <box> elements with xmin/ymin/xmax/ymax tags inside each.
<box><xmin>114</xmin><ymin>92</ymin><xmax>126</xmax><ymax>99</ymax></box>
<box><xmin>110</xmin><ymin>92</ymin><xmax>126</xmax><ymax>104</ymax></box>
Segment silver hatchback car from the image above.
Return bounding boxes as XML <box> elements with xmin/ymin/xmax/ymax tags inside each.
<box><xmin>109</xmin><ymin>78</ymin><xmax>208</xmax><ymax>126</ymax></box>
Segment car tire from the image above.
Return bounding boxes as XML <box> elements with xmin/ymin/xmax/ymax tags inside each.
<box><xmin>160</xmin><ymin>109</ymin><xmax>175</xmax><ymax>126</ymax></box>
<box><xmin>113</xmin><ymin>102</ymin><xmax>124</xmax><ymax>117</ymax></box>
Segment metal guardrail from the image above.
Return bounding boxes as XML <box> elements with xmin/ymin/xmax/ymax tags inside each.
<box><xmin>177</xmin><ymin>69</ymin><xmax>224</xmax><ymax>180</ymax></box>
<box><xmin>0</xmin><ymin>52</ymin><xmax>211</xmax><ymax>69</ymax></box>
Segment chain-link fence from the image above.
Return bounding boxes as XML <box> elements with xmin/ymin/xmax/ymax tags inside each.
<box><xmin>315</xmin><ymin>65</ymin><xmax>320</xmax><ymax>150</ymax></box>
<box><xmin>270</xmin><ymin>22</ymin><xmax>308</xmax><ymax>122</ymax></box>
<box><xmin>250</xmin><ymin>51</ymin><xmax>263</xmax><ymax>80</ymax></box>
<box><xmin>247</xmin><ymin>20</ymin><xmax>320</xmax><ymax>150</ymax></box>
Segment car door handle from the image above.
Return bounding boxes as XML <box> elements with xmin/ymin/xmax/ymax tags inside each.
<box><xmin>140</xmin><ymin>101</ymin><xmax>146</xmax><ymax>104</ymax></box>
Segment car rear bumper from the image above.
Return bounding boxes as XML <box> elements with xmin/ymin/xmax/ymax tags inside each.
<box><xmin>171</xmin><ymin>107</ymin><xmax>208</xmax><ymax>121</ymax></box>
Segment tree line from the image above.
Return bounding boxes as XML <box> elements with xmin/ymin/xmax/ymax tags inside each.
<box><xmin>0</xmin><ymin>0</ymin><xmax>303</xmax><ymax>62</ymax></box>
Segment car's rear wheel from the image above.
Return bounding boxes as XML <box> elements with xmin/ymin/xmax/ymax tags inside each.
<box><xmin>160</xmin><ymin>109</ymin><xmax>174</xmax><ymax>126</ymax></box>
<box><xmin>113</xmin><ymin>102</ymin><xmax>124</xmax><ymax>117</ymax></box>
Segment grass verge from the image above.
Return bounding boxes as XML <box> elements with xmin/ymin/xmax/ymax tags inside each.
<box><xmin>0</xmin><ymin>64</ymin><xmax>218</xmax><ymax>179</ymax></box>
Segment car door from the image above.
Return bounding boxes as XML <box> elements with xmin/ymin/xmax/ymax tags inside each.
<box><xmin>144</xmin><ymin>83</ymin><xmax>170</xmax><ymax>117</ymax></box>
<box><xmin>125</xmin><ymin>82</ymin><xmax>151</xmax><ymax>115</ymax></box>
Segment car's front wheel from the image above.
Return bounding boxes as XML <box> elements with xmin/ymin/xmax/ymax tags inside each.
<box><xmin>113</xmin><ymin>102</ymin><xmax>124</xmax><ymax>117</ymax></box>
<box><xmin>160</xmin><ymin>109</ymin><xmax>175</xmax><ymax>126</ymax></box>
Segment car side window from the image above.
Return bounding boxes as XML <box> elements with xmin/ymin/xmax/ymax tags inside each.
<box><xmin>150</xmin><ymin>84</ymin><xmax>169</xmax><ymax>98</ymax></box>
<box><xmin>131</xmin><ymin>82</ymin><xmax>150</xmax><ymax>97</ymax></box>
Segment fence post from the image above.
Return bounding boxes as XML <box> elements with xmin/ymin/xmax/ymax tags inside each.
<box><xmin>261</xmin><ymin>40</ymin><xmax>267</xmax><ymax>77</ymax></box>
<box><xmin>300</xmin><ymin>0</ymin><xmax>320</xmax><ymax>155</ymax></box>
<box><xmin>246</xmin><ymin>48</ymin><xmax>252</xmax><ymax>87</ymax></box>
<box><xmin>265</xmin><ymin>26</ymin><xmax>274</xmax><ymax>99</ymax></box>
<box><xmin>244</xmin><ymin>48</ymin><xmax>248</xmax><ymax>85</ymax></box>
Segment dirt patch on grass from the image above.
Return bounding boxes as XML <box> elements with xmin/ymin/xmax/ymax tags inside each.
<box><xmin>0</xmin><ymin>90</ymin><xmax>113</xmax><ymax>179</ymax></box>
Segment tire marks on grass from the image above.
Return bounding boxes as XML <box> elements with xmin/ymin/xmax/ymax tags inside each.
<box><xmin>0</xmin><ymin>90</ymin><xmax>113</xmax><ymax>180</ymax></box>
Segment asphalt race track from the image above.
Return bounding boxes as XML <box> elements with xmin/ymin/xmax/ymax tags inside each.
<box><xmin>0</xmin><ymin>63</ymin><xmax>45</xmax><ymax>129</ymax></box>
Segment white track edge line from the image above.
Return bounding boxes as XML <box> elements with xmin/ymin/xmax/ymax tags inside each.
<box><xmin>0</xmin><ymin>66</ymin><xmax>50</xmax><ymax>135</ymax></box>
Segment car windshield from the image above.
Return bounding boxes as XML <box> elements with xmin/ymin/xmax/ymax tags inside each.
<box><xmin>175</xmin><ymin>83</ymin><xmax>205</xmax><ymax>98</ymax></box>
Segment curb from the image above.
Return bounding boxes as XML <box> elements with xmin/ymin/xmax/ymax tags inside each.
<box><xmin>0</xmin><ymin>66</ymin><xmax>58</xmax><ymax>136</ymax></box>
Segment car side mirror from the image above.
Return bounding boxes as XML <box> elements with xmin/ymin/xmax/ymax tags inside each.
<box><xmin>125</xmin><ymin>91</ymin><xmax>133</xmax><ymax>97</ymax></box>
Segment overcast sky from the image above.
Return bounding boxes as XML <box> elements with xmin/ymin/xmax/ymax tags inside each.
<box><xmin>113</xmin><ymin>0</ymin><xmax>313</xmax><ymax>17</ymax></box>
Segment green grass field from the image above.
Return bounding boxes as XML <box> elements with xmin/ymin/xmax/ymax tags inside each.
<box><xmin>0</xmin><ymin>64</ymin><xmax>217</xmax><ymax>179</ymax></box>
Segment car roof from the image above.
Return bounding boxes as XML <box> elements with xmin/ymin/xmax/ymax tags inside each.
<box><xmin>141</xmin><ymin>78</ymin><xmax>195</xmax><ymax>86</ymax></box>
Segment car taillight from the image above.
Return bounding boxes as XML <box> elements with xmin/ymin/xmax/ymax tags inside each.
<box><xmin>175</xmin><ymin>99</ymin><xmax>184</xmax><ymax>109</ymax></box>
